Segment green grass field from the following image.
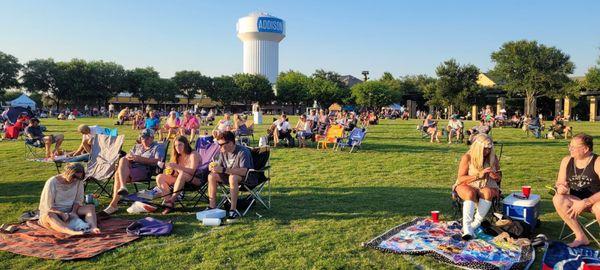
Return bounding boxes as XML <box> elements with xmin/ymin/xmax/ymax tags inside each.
<box><xmin>0</xmin><ymin>117</ymin><xmax>597</xmax><ymax>269</ymax></box>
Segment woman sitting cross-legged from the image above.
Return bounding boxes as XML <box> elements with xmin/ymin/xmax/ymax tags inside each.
<box><xmin>453</xmin><ymin>134</ymin><xmax>502</xmax><ymax>240</ymax></box>
<box><xmin>155</xmin><ymin>135</ymin><xmax>201</xmax><ymax>214</ymax></box>
<box><xmin>38</xmin><ymin>163</ymin><xmax>101</xmax><ymax>235</ymax></box>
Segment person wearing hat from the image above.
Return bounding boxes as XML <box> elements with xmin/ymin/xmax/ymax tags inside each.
<box><xmin>101</xmin><ymin>129</ymin><xmax>165</xmax><ymax>216</ymax></box>
<box><xmin>446</xmin><ymin>115</ymin><xmax>464</xmax><ymax>144</ymax></box>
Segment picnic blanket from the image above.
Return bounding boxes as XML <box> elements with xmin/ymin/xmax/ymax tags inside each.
<box><xmin>364</xmin><ymin>218</ymin><xmax>534</xmax><ymax>270</ymax></box>
<box><xmin>542</xmin><ymin>241</ymin><xmax>600</xmax><ymax>269</ymax></box>
<box><xmin>0</xmin><ymin>218</ymin><xmax>138</xmax><ymax>260</ymax></box>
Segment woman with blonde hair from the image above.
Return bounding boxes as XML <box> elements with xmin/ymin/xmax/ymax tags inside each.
<box><xmin>454</xmin><ymin>134</ymin><xmax>502</xmax><ymax>240</ymax></box>
<box><xmin>155</xmin><ymin>135</ymin><xmax>200</xmax><ymax>214</ymax></box>
<box><xmin>38</xmin><ymin>163</ymin><xmax>100</xmax><ymax>235</ymax></box>
<box><xmin>160</xmin><ymin>111</ymin><xmax>180</xmax><ymax>140</ymax></box>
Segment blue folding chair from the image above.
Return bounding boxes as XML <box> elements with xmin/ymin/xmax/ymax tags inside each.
<box><xmin>335</xmin><ymin>128</ymin><xmax>366</xmax><ymax>153</ymax></box>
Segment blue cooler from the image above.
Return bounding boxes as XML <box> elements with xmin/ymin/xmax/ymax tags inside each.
<box><xmin>502</xmin><ymin>193</ymin><xmax>540</xmax><ymax>230</ymax></box>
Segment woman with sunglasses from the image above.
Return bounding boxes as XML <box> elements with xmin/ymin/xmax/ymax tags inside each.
<box><xmin>553</xmin><ymin>133</ymin><xmax>600</xmax><ymax>247</ymax></box>
<box><xmin>453</xmin><ymin>134</ymin><xmax>501</xmax><ymax>240</ymax></box>
<box><xmin>38</xmin><ymin>163</ymin><xmax>101</xmax><ymax>235</ymax></box>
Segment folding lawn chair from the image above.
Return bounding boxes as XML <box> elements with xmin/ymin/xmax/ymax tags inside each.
<box><xmin>84</xmin><ymin>134</ymin><xmax>125</xmax><ymax>197</ymax></box>
<box><xmin>217</xmin><ymin>146</ymin><xmax>271</xmax><ymax>216</ymax></box>
<box><xmin>316</xmin><ymin>124</ymin><xmax>344</xmax><ymax>149</ymax></box>
<box><xmin>416</xmin><ymin>125</ymin><xmax>431</xmax><ymax>140</ymax></box>
<box><xmin>236</xmin><ymin>125</ymin><xmax>254</xmax><ymax>146</ymax></box>
<box><xmin>24</xmin><ymin>139</ymin><xmax>45</xmax><ymax>160</ymax></box>
<box><xmin>53</xmin><ymin>127</ymin><xmax>118</xmax><ymax>173</ymax></box>
<box><xmin>335</xmin><ymin>127</ymin><xmax>366</xmax><ymax>152</ymax></box>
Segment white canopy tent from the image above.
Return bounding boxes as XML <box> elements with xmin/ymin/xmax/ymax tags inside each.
<box><xmin>10</xmin><ymin>94</ymin><xmax>37</xmax><ymax>110</ymax></box>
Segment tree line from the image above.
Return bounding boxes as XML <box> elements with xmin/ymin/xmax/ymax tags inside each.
<box><xmin>1</xmin><ymin>40</ymin><xmax>599</xmax><ymax>114</ymax></box>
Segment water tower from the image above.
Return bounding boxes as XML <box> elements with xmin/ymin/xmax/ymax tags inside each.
<box><xmin>236</xmin><ymin>12</ymin><xmax>286</xmax><ymax>84</ymax></box>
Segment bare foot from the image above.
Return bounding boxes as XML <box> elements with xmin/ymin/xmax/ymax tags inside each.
<box><xmin>568</xmin><ymin>238</ymin><xmax>590</xmax><ymax>248</ymax></box>
<box><xmin>90</xmin><ymin>227</ymin><xmax>101</xmax><ymax>234</ymax></box>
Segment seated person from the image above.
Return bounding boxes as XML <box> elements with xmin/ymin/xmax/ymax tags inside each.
<box><xmin>232</xmin><ymin>113</ymin><xmax>253</xmax><ymax>135</ymax></box>
<box><xmin>57</xmin><ymin>113</ymin><xmax>66</xmax><ymax>120</ymax></box>
<box><xmin>179</xmin><ymin>111</ymin><xmax>200</xmax><ymax>142</ymax></box>
<box><xmin>446</xmin><ymin>115</ymin><xmax>463</xmax><ymax>144</ymax></box>
<box><xmin>207</xmin><ymin>131</ymin><xmax>255</xmax><ymax>221</ymax></box>
<box><xmin>66</xmin><ymin>124</ymin><xmax>100</xmax><ymax>159</ymax></box>
<box><xmin>101</xmin><ymin>129</ymin><xmax>164</xmax><ymax>216</ymax></box>
<box><xmin>155</xmin><ymin>136</ymin><xmax>200</xmax><ymax>214</ymax></box>
<box><xmin>550</xmin><ymin>116</ymin><xmax>572</xmax><ymax>138</ymax></box>
<box><xmin>214</xmin><ymin>113</ymin><xmax>233</xmax><ymax>134</ymax></box>
<box><xmin>317</xmin><ymin>110</ymin><xmax>330</xmax><ymax>135</ymax></box>
<box><xmin>401</xmin><ymin>110</ymin><xmax>410</xmax><ymax>120</ymax></box>
<box><xmin>510</xmin><ymin>114</ymin><xmax>522</xmax><ymax>128</ymax></box>
<box><xmin>273</xmin><ymin>114</ymin><xmax>294</xmax><ymax>147</ymax></box>
<box><xmin>116</xmin><ymin>107</ymin><xmax>129</xmax><ymax>125</ymax></box>
<box><xmin>368</xmin><ymin>111</ymin><xmax>378</xmax><ymax>125</ymax></box>
<box><xmin>144</xmin><ymin>110</ymin><xmax>161</xmax><ymax>131</ymax></box>
<box><xmin>131</xmin><ymin>110</ymin><xmax>145</xmax><ymax>130</ymax></box>
<box><xmin>25</xmin><ymin>118</ymin><xmax>64</xmax><ymax>159</ymax></box>
<box><xmin>553</xmin><ymin>134</ymin><xmax>600</xmax><ymax>247</ymax></box>
<box><xmin>38</xmin><ymin>163</ymin><xmax>100</xmax><ymax>235</ymax></box>
<box><xmin>467</xmin><ymin>119</ymin><xmax>491</xmax><ymax>143</ymax></box>
<box><xmin>423</xmin><ymin>114</ymin><xmax>440</xmax><ymax>143</ymax></box>
<box><xmin>527</xmin><ymin>114</ymin><xmax>542</xmax><ymax>138</ymax></box>
<box><xmin>294</xmin><ymin>114</ymin><xmax>312</xmax><ymax>148</ymax></box>
<box><xmin>453</xmin><ymin>134</ymin><xmax>501</xmax><ymax>240</ymax></box>
<box><xmin>67</xmin><ymin>112</ymin><xmax>76</xmax><ymax>120</ymax></box>
<box><xmin>160</xmin><ymin>111</ymin><xmax>180</xmax><ymax>140</ymax></box>
<box><xmin>345</xmin><ymin>112</ymin><xmax>358</xmax><ymax>131</ymax></box>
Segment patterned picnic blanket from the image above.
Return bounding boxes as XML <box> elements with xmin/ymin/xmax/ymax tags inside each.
<box><xmin>0</xmin><ymin>218</ymin><xmax>138</xmax><ymax>260</ymax></box>
<box><xmin>364</xmin><ymin>218</ymin><xmax>534</xmax><ymax>270</ymax></box>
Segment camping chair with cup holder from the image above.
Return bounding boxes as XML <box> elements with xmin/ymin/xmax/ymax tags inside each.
<box><xmin>236</xmin><ymin>124</ymin><xmax>254</xmax><ymax>146</ymax></box>
<box><xmin>217</xmin><ymin>146</ymin><xmax>271</xmax><ymax>216</ymax></box>
<box><xmin>84</xmin><ymin>134</ymin><xmax>125</xmax><ymax>198</ymax></box>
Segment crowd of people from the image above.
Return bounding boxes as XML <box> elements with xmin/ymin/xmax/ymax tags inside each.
<box><xmin>1</xmin><ymin>103</ymin><xmax>598</xmax><ymax>253</ymax></box>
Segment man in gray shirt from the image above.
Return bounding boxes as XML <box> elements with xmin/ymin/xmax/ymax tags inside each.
<box><xmin>101</xmin><ymin>129</ymin><xmax>165</xmax><ymax>216</ymax></box>
<box><xmin>208</xmin><ymin>131</ymin><xmax>254</xmax><ymax>221</ymax></box>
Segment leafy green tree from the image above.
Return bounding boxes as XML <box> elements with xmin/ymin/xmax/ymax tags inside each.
<box><xmin>208</xmin><ymin>76</ymin><xmax>241</xmax><ymax>110</ymax></box>
<box><xmin>312</xmin><ymin>69</ymin><xmax>346</xmax><ymax>90</ymax></box>
<box><xmin>232</xmin><ymin>73</ymin><xmax>274</xmax><ymax>105</ymax></box>
<box><xmin>55</xmin><ymin>59</ymin><xmax>90</xmax><ymax>107</ymax></box>
<box><xmin>0</xmin><ymin>51</ymin><xmax>22</xmax><ymax>97</ymax></box>
<box><xmin>21</xmin><ymin>59</ymin><xmax>65</xmax><ymax>110</ymax></box>
<box><xmin>2</xmin><ymin>90</ymin><xmax>24</xmax><ymax>103</ymax></box>
<box><xmin>308</xmin><ymin>77</ymin><xmax>347</xmax><ymax>108</ymax></box>
<box><xmin>584</xmin><ymin>54</ymin><xmax>600</xmax><ymax>91</ymax></box>
<box><xmin>432</xmin><ymin>59</ymin><xmax>480</xmax><ymax>112</ymax></box>
<box><xmin>172</xmin><ymin>70</ymin><xmax>210</xmax><ymax>107</ymax></box>
<box><xmin>125</xmin><ymin>67</ymin><xmax>160</xmax><ymax>108</ymax></box>
<box><xmin>86</xmin><ymin>61</ymin><xmax>126</xmax><ymax>107</ymax></box>
<box><xmin>276</xmin><ymin>70</ymin><xmax>311</xmax><ymax>112</ymax></box>
<box><xmin>351</xmin><ymin>80</ymin><xmax>400</xmax><ymax>110</ymax></box>
<box><xmin>147</xmin><ymin>78</ymin><xmax>179</xmax><ymax>108</ymax></box>
<box><xmin>491</xmin><ymin>40</ymin><xmax>574</xmax><ymax>115</ymax></box>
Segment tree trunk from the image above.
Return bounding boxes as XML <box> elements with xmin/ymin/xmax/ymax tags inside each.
<box><xmin>525</xmin><ymin>94</ymin><xmax>537</xmax><ymax>116</ymax></box>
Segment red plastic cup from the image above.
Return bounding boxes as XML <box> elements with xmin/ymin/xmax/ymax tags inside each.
<box><xmin>431</xmin><ymin>211</ymin><xmax>440</xmax><ymax>223</ymax></box>
<box><xmin>522</xmin><ymin>186</ymin><xmax>531</xmax><ymax>199</ymax></box>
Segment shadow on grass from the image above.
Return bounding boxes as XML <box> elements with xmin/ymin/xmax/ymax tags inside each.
<box><xmin>262</xmin><ymin>186</ymin><xmax>454</xmax><ymax>224</ymax></box>
<box><xmin>363</xmin><ymin>143</ymin><xmax>464</xmax><ymax>153</ymax></box>
<box><xmin>0</xmin><ymin>180</ymin><xmax>44</xmax><ymax>204</ymax></box>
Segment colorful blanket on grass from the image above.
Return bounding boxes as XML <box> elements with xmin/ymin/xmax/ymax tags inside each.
<box><xmin>0</xmin><ymin>218</ymin><xmax>138</xmax><ymax>260</ymax></box>
<box><xmin>364</xmin><ymin>218</ymin><xmax>534</xmax><ymax>270</ymax></box>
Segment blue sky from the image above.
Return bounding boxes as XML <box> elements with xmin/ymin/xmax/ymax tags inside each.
<box><xmin>1</xmin><ymin>0</ymin><xmax>599</xmax><ymax>79</ymax></box>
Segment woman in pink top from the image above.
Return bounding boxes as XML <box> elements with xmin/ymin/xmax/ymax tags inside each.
<box><xmin>179</xmin><ymin>111</ymin><xmax>200</xmax><ymax>142</ymax></box>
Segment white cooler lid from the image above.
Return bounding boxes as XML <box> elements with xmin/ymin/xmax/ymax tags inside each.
<box><xmin>502</xmin><ymin>193</ymin><xmax>540</xmax><ymax>207</ymax></box>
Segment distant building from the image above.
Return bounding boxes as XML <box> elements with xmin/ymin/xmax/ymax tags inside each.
<box><xmin>340</xmin><ymin>75</ymin><xmax>363</xmax><ymax>88</ymax></box>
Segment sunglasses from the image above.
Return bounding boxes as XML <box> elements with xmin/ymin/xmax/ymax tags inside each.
<box><xmin>218</xmin><ymin>141</ymin><xmax>231</xmax><ymax>147</ymax></box>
